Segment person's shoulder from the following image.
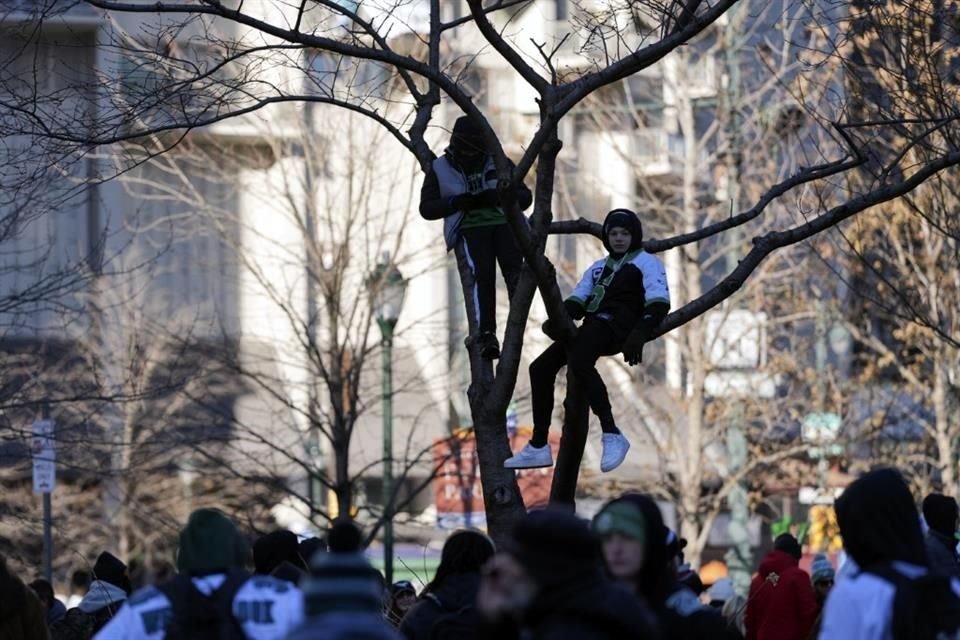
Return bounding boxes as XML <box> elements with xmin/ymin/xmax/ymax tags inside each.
<box><xmin>127</xmin><ymin>584</ymin><xmax>169</xmax><ymax>609</ymax></box>
<box><xmin>238</xmin><ymin>574</ymin><xmax>300</xmax><ymax>598</ymax></box>
<box><xmin>629</xmin><ymin>250</ymin><xmax>664</xmax><ymax>267</ymax></box>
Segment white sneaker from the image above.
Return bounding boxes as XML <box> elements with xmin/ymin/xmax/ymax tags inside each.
<box><xmin>601</xmin><ymin>432</ymin><xmax>630</xmax><ymax>472</ymax></box>
<box><xmin>504</xmin><ymin>443</ymin><xmax>553</xmax><ymax>469</ymax></box>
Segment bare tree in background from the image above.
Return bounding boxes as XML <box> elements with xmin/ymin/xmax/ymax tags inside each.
<box><xmin>3</xmin><ymin>0</ymin><xmax>960</xmax><ymax>542</ymax></box>
<box><xmin>110</xmin><ymin>108</ymin><xmax>448</xmax><ymax>538</ymax></box>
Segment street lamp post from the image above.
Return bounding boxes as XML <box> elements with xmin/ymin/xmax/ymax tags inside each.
<box><xmin>369</xmin><ymin>255</ymin><xmax>406</xmax><ymax>585</ymax></box>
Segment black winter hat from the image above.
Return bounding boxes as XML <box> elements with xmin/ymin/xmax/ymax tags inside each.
<box><xmin>504</xmin><ymin>508</ymin><xmax>601</xmax><ymax>588</ymax></box>
<box><xmin>254</xmin><ymin>529</ymin><xmax>306</xmax><ymax>575</ymax></box>
<box><xmin>773</xmin><ymin>533</ymin><xmax>802</xmax><ymax>560</ymax></box>
<box><xmin>450</xmin><ymin>116</ymin><xmax>487</xmax><ymax>156</ymax></box>
<box><xmin>92</xmin><ymin>552</ymin><xmax>131</xmax><ymax>593</ymax></box>
<box><xmin>601</xmin><ymin>208</ymin><xmax>643</xmax><ymax>253</ymax></box>
<box><xmin>923</xmin><ymin>493</ymin><xmax>959</xmax><ymax>538</ymax></box>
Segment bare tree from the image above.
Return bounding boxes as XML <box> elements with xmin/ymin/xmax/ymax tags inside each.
<box><xmin>3</xmin><ymin>0</ymin><xmax>960</xmax><ymax>542</ymax></box>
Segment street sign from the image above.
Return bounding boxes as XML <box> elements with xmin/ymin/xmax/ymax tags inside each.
<box><xmin>801</xmin><ymin>412</ymin><xmax>841</xmax><ymax>446</ymax></box>
<box><xmin>31</xmin><ymin>419</ymin><xmax>55</xmax><ymax>494</ymax></box>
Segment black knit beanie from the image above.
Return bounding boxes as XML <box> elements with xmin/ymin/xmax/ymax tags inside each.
<box><xmin>774</xmin><ymin>533</ymin><xmax>803</xmax><ymax>560</ymax></box>
<box><xmin>504</xmin><ymin>509</ymin><xmax>601</xmax><ymax>589</ymax></box>
<box><xmin>176</xmin><ymin>508</ymin><xmax>249</xmax><ymax>575</ymax></box>
<box><xmin>923</xmin><ymin>494</ymin><xmax>959</xmax><ymax>537</ymax></box>
<box><xmin>601</xmin><ymin>209</ymin><xmax>643</xmax><ymax>254</ymax></box>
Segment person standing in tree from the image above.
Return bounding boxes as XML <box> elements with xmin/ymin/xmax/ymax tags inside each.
<box><xmin>419</xmin><ymin>115</ymin><xmax>533</xmax><ymax>360</ymax></box>
<box><xmin>504</xmin><ymin>209</ymin><xmax>669</xmax><ymax>472</ymax></box>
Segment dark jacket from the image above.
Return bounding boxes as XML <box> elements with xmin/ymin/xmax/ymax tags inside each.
<box><xmin>419</xmin><ymin>154</ymin><xmax>532</xmax><ymax>222</ymax></box>
<box><xmin>744</xmin><ymin>551</ymin><xmax>817</xmax><ymax>640</ymax></box>
<box><xmin>925</xmin><ymin>529</ymin><xmax>960</xmax><ymax>577</ymax></box>
<box><xmin>399</xmin><ymin>572</ymin><xmax>480</xmax><ymax>640</ymax></box>
<box><xmin>522</xmin><ymin>573</ymin><xmax>660</xmax><ymax>640</ymax></box>
<box><xmin>0</xmin><ymin>566</ymin><xmax>50</xmax><ymax>640</ymax></box>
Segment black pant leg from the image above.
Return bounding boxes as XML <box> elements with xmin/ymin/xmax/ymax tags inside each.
<box><xmin>528</xmin><ymin>341</ymin><xmax>569</xmax><ymax>447</ymax></box>
<box><xmin>567</xmin><ymin>319</ymin><xmax>622</xmax><ymax>430</ymax></box>
<box><xmin>460</xmin><ymin>227</ymin><xmax>497</xmax><ymax>334</ymax></box>
<box><xmin>493</xmin><ymin>223</ymin><xmax>523</xmax><ymax>301</ymax></box>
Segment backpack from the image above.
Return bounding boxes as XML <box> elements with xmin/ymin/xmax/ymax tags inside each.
<box><xmin>423</xmin><ymin>592</ymin><xmax>482</xmax><ymax>640</ymax></box>
<box><xmin>866</xmin><ymin>563</ymin><xmax>960</xmax><ymax>640</ymax></box>
<box><xmin>157</xmin><ymin>571</ymin><xmax>249</xmax><ymax>640</ymax></box>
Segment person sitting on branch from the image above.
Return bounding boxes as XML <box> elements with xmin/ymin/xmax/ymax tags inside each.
<box><xmin>504</xmin><ymin>208</ymin><xmax>670</xmax><ymax>473</ymax></box>
<box><xmin>419</xmin><ymin>115</ymin><xmax>533</xmax><ymax>360</ymax></box>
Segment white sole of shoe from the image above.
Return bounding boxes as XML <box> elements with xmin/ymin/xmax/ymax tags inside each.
<box><xmin>503</xmin><ymin>458</ymin><xmax>554</xmax><ymax>470</ymax></box>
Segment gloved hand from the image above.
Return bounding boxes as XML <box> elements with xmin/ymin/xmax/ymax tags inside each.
<box><xmin>542</xmin><ymin>318</ymin><xmax>561</xmax><ymax>341</ymax></box>
<box><xmin>621</xmin><ymin>328</ymin><xmax>647</xmax><ymax>366</ymax></box>
<box><xmin>473</xmin><ymin>189</ymin><xmax>501</xmax><ymax>208</ymax></box>
<box><xmin>564</xmin><ymin>299</ymin><xmax>586</xmax><ymax>321</ymax></box>
<box><xmin>450</xmin><ymin>193</ymin><xmax>480</xmax><ymax>212</ymax></box>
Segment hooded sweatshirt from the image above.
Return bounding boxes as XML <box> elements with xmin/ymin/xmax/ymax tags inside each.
<box><xmin>94</xmin><ymin>509</ymin><xmax>304</xmax><ymax>640</ymax></box>
<box><xmin>600</xmin><ymin>494</ymin><xmax>736</xmax><ymax>640</ymax></box>
<box><xmin>744</xmin><ymin>550</ymin><xmax>816</xmax><ymax>640</ymax></box>
<box><xmin>819</xmin><ymin>468</ymin><xmax>960</xmax><ymax>640</ymax></box>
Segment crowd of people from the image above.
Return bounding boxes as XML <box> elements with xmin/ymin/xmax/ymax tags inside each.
<box><xmin>2</xmin><ymin>467</ymin><xmax>960</xmax><ymax>639</ymax></box>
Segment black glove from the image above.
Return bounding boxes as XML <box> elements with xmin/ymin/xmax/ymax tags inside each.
<box><xmin>450</xmin><ymin>193</ymin><xmax>480</xmax><ymax>212</ymax></box>
<box><xmin>621</xmin><ymin>328</ymin><xmax>646</xmax><ymax>366</ymax></box>
<box><xmin>564</xmin><ymin>299</ymin><xmax>586</xmax><ymax>321</ymax></box>
<box><xmin>542</xmin><ymin>318</ymin><xmax>561</xmax><ymax>341</ymax></box>
<box><xmin>473</xmin><ymin>189</ymin><xmax>501</xmax><ymax>208</ymax></box>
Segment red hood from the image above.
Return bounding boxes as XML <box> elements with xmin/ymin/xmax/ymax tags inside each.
<box><xmin>758</xmin><ymin>550</ymin><xmax>799</xmax><ymax>577</ymax></box>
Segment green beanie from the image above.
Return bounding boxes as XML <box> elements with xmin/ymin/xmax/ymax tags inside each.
<box><xmin>176</xmin><ymin>508</ymin><xmax>249</xmax><ymax>574</ymax></box>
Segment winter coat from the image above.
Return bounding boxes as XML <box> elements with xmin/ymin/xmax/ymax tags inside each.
<box><xmin>0</xmin><ymin>568</ymin><xmax>50</xmax><ymax>640</ymax></box>
<box><xmin>521</xmin><ymin>574</ymin><xmax>660</xmax><ymax>640</ymax></box>
<box><xmin>925</xmin><ymin>530</ymin><xmax>960</xmax><ymax>577</ymax></box>
<box><xmin>399</xmin><ymin>572</ymin><xmax>480</xmax><ymax>640</ymax></box>
<box><xmin>744</xmin><ymin>551</ymin><xmax>817</xmax><ymax>640</ymax></box>
<box><xmin>78</xmin><ymin>581</ymin><xmax>127</xmax><ymax>634</ymax></box>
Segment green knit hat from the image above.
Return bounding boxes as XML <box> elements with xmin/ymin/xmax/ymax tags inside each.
<box><xmin>176</xmin><ymin>508</ymin><xmax>249</xmax><ymax>574</ymax></box>
<box><xmin>592</xmin><ymin>501</ymin><xmax>646</xmax><ymax>543</ymax></box>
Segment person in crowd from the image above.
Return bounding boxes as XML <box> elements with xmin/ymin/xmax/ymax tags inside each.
<box><xmin>384</xmin><ymin>580</ymin><xmax>417</xmax><ymax>628</ymax></box>
<box><xmin>0</xmin><ymin>554</ymin><xmax>50</xmax><ymax>640</ymax></box>
<box><xmin>288</xmin><ymin>519</ymin><xmax>401</xmax><ymax>640</ymax></box>
<box><xmin>591</xmin><ymin>494</ymin><xmax>737</xmax><ymax>639</ymax></box>
<box><xmin>253</xmin><ymin>530</ymin><xmax>307</xmax><ymax>576</ymax></box>
<box><xmin>810</xmin><ymin>553</ymin><xmax>835</xmax><ymax>609</ymax></box>
<box><xmin>805</xmin><ymin>553</ymin><xmax>834</xmax><ymax>640</ymax></box>
<box><xmin>819</xmin><ymin>468</ymin><xmax>949</xmax><ymax>640</ymax></box>
<box><xmin>478</xmin><ymin>507</ymin><xmax>659</xmax><ymax>639</ymax></box>
<box><xmin>722</xmin><ymin>595</ymin><xmax>747</xmax><ymax>638</ymax></box>
<box><xmin>298</xmin><ymin>537</ymin><xmax>325</xmax><ymax>567</ymax></box>
<box><xmin>923</xmin><ymin>493</ymin><xmax>960</xmax><ymax>577</ymax></box>
<box><xmin>253</xmin><ymin>529</ymin><xmax>308</xmax><ymax>585</ymax></box>
<box><xmin>30</xmin><ymin>578</ymin><xmax>67</xmax><ymax>626</ymax></box>
<box><xmin>72</xmin><ymin>552</ymin><xmax>132</xmax><ymax>635</ymax></box>
<box><xmin>707</xmin><ymin>577</ymin><xmax>735</xmax><ymax>609</ymax></box>
<box><xmin>65</xmin><ymin>571</ymin><xmax>91</xmax><ymax>610</ymax></box>
<box><xmin>94</xmin><ymin>508</ymin><xmax>303</xmax><ymax>639</ymax></box>
<box><xmin>744</xmin><ymin>533</ymin><xmax>816</xmax><ymax>640</ymax></box>
<box><xmin>400</xmin><ymin>529</ymin><xmax>495</xmax><ymax>640</ymax></box>
<box><xmin>419</xmin><ymin>115</ymin><xmax>533</xmax><ymax>360</ymax></box>
<box><xmin>505</xmin><ymin>209</ymin><xmax>670</xmax><ymax>473</ymax></box>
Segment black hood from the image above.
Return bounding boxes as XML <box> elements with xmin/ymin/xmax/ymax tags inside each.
<box><xmin>835</xmin><ymin>468</ymin><xmax>926</xmax><ymax>568</ymax></box>
<box><xmin>601</xmin><ymin>209</ymin><xmax>643</xmax><ymax>254</ymax></box>
<box><xmin>431</xmin><ymin>572</ymin><xmax>481</xmax><ymax>610</ymax></box>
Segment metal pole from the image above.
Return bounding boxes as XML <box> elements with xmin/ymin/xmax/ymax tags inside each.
<box><xmin>381</xmin><ymin>320</ymin><xmax>395</xmax><ymax>585</ymax></box>
<box><xmin>42</xmin><ymin>403</ymin><xmax>52</xmax><ymax>583</ymax></box>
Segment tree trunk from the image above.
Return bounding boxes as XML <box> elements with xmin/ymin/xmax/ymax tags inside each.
<box><xmin>550</xmin><ymin>373</ymin><xmax>590</xmax><ymax>507</ymax></box>
<box><xmin>934</xmin><ymin>356</ymin><xmax>956</xmax><ymax>496</ymax></box>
